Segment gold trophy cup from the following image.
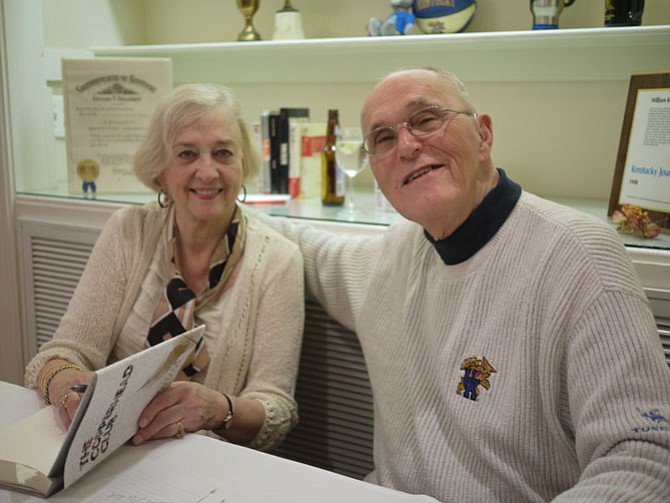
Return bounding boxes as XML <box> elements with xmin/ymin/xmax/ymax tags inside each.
<box><xmin>236</xmin><ymin>0</ymin><xmax>261</xmax><ymax>41</ymax></box>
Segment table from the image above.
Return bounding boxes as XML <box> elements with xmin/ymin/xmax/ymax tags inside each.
<box><xmin>0</xmin><ymin>381</ymin><xmax>437</xmax><ymax>502</ymax></box>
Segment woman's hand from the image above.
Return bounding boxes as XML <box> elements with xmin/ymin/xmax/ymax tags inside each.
<box><xmin>40</xmin><ymin>360</ymin><xmax>94</xmax><ymax>429</ymax></box>
<box><xmin>132</xmin><ymin>381</ymin><xmax>225</xmax><ymax>445</ymax></box>
<box><xmin>132</xmin><ymin>381</ymin><xmax>265</xmax><ymax>445</ymax></box>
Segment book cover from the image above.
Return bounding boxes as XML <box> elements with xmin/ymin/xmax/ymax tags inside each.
<box><xmin>269</xmin><ymin>112</ymin><xmax>281</xmax><ymax>194</ymax></box>
<box><xmin>288</xmin><ymin>118</ymin><xmax>304</xmax><ymax>198</ymax></box>
<box><xmin>277</xmin><ymin>108</ymin><xmax>309</xmax><ymax>194</ymax></box>
<box><xmin>299</xmin><ymin>122</ymin><xmax>327</xmax><ymax>199</ymax></box>
<box><xmin>257</xmin><ymin>110</ymin><xmax>276</xmax><ymax>194</ymax></box>
<box><xmin>62</xmin><ymin>57</ymin><xmax>173</xmax><ymax>197</ymax></box>
<box><xmin>0</xmin><ymin>325</ymin><xmax>204</xmax><ymax>497</ymax></box>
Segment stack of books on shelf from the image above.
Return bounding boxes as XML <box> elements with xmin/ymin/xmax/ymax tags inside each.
<box><xmin>256</xmin><ymin>107</ymin><xmax>326</xmax><ymax>200</ymax></box>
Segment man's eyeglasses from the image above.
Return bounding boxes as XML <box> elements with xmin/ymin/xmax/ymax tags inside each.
<box><xmin>363</xmin><ymin>106</ymin><xmax>475</xmax><ymax>156</ymax></box>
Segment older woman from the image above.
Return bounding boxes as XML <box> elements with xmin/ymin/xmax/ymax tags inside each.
<box><xmin>24</xmin><ymin>83</ymin><xmax>305</xmax><ymax>451</ymax></box>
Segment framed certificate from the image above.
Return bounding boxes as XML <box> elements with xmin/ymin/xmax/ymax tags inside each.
<box><xmin>62</xmin><ymin>58</ymin><xmax>173</xmax><ymax>196</ymax></box>
<box><xmin>608</xmin><ymin>71</ymin><xmax>670</xmax><ymax>230</ymax></box>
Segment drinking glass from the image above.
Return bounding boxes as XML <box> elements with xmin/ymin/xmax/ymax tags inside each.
<box><xmin>336</xmin><ymin>127</ymin><xmax>368</xmax><ymax>212</ymax></box>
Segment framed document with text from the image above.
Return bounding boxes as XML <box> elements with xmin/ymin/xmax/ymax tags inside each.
<box><xmin>63</xmin><ymin>58</ymin><xmax>172</xmax><ymax>196</ymax></box>
<box><xmin>608</xmin><ymin>71</ymin><xmax>670</xmax><ymax>230</ymax></box>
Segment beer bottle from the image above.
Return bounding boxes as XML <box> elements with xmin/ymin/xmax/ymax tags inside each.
<box><xmin>321</xmin><ymin>109</ymin><xmax>345</xmax><ymax>206</ymax></box>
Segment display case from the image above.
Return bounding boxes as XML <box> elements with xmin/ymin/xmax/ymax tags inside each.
<box><xmin>16</xmin><ymin>25</ymin><xmax>670</xmax><ymax>251</ymax></box>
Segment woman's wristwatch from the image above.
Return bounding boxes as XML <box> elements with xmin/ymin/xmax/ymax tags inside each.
<box><xmin>219</xmin><ymin>393</ymin><xmax>234</xmax><ymax>430</ymax></box>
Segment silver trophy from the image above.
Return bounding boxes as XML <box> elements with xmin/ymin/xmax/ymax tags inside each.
<box><xmin>530</xmin><ymin>0</ymin><xmax>577</xmax><ymax>30</ymax></box>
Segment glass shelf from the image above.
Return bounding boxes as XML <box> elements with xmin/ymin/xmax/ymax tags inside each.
<box><xmin>16</xmin><ymin>189</ymin><xmax>669</xmax><ymax>251</ymax></box>
<box><xmin>261</xmin><ymin>192</ymin><xmax>402</xmax><ymax>227</ymax></box>
<box><xmin>18</xmin><ymin>189</ymin><xmax>154</xmax><ymax>206</ymax></box>
<box><xmin>269</xmin><ymin>194</ymin><xmax>670</xmax><ymax>251</ymax></box>
<box><xmin>551</xmin><ymin>197</ymin><xmax>670</xmax><ymax>251</ymax></box>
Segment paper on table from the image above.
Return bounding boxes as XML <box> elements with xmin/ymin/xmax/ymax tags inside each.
<box><xmin>49</xmin><ymin>450</ymin><xmax>224</xmax><ymax>503</ymax></box>
<box><xmin>244</xmin><ymin>194</ymin><xmax>290</xmax><ymax>205</ymax></box>
<box><xmin>0</xmin><ymin>382</ymin><xmax>42</xmax><ymax>430</ymax></box>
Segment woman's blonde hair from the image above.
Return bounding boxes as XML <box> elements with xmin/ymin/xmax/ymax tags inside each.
<box><xmin>134</xmin><ymin>83</ymin><xmax>260</xmax><ymax>192</ymax></box>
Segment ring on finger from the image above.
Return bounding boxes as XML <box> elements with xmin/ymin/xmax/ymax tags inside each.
<box><xmin>60</xmin><ymin>393</ymin><xmax>73</xmax><ymax>408</ymax></box>
<box><xmin>175</xmin><ymin>419</ymin><xmax>185</xmax><ymax>439</ymax></box>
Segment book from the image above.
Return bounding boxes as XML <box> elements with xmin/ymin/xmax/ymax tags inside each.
<box><xmin>288</xmin><ymin>117</ymin><xmax>304</xmax><ymax>198</ymax></box>
<box><xmin>277</xmin><ymin>108</ymin><xmax>309</xmax><ymax>194</ymax></box>
<box><xmin>299</xmin><ymin>122</ymin><xmax>327</xmax><ymax>199</ymax></box>
<box><xmin>0</xmin><ymin>325</ymin><xmax>204</xmax><ymax>497</ymax></box>
<box><xmin>257</xmin><ymin>110</ymin><xmax>276</xmax><ymax>194</ymax></box>
<box><xmin>62</xmin><ymin>57</ymin><xmax>173</xmax><ymax>196</ymax></box>
<box><xmin>269</xmin><ymin>112</ymin><xmax>281</xmax><ymax>194</ymax></box>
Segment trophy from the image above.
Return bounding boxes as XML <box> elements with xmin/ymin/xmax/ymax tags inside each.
<box><xmin>272</xmin><ymin>0</ymin><xmax>305</xmax><ymax>40</ymax></box>
<box><xmin>530</xmin><ymin>0</ymin><xmax>577</xmax><ymax>30</ymax></box>
<box><xmin>236</xmin><ymin>0</ymin><xmax>261</xmax><ymax>41</ymax></box>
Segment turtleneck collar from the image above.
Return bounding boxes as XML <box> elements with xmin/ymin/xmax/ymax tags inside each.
<box><xmin>424</xmin><ymin>168</ymin><xmax>522</xmax><ymax>265</ymax></box>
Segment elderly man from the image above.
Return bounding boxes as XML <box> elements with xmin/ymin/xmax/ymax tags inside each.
<box><xmin>260</xmin><ymin>67</ymin><xmax>670</xmax><ymax>501</ymax></box>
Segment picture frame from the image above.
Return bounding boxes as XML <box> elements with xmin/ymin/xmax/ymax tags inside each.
<box><xmin>608</xmin><ymin>71</ymin><xmax>670</xmax><ymax>230</ymax></box>
<box><xmin>62</xmin><ymin>58</ymin><xmax>172</xmax><ymax>196</ymax></box>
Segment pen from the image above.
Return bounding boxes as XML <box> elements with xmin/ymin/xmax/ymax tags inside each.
<box><xmin>70</xmin><ymin>384</ymin><xmax>88</xmax><ymax>393</ymax></box>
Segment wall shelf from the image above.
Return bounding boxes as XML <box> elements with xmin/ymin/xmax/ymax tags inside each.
<box><xmin>15</xmin><ymin>193</ymin><xmax>670</xmax><ymax>291</ymax></box>
<box><xmin>91</xmin><ymin>26</ymin><xmax>670</xmax><ymax>84</ymax></box>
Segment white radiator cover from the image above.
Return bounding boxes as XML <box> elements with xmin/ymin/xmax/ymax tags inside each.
<box><xmin>18</xmin><ymin>219</ymin><xmax>99</xmax><ymax>357</ymax></box>
<box><xmin>274</xmin><ymin>300</ymin><xmax>374</xmax><ymax>479</ymax></box>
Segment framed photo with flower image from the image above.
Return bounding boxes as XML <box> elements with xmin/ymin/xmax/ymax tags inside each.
<box><xmin>608</xmin><ymin>71</ymin><xmax>670</xmax><ymax>238</ymax></box>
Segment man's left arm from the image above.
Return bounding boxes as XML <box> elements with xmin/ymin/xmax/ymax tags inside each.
<box><xmin>557</xmin><ymin>291</ymin><xmax>670</xmax><ymax>501</ymax></box>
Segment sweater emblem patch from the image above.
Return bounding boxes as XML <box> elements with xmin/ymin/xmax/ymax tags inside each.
<box><xmin>456</xmin><ymin>356</ymin><xmax>496</xmax><ymax>402</ymax></box>
<box><xmin>630</xmin><ymin>408</ymin><xmax>670</xmax><ymax>433</ymax></box>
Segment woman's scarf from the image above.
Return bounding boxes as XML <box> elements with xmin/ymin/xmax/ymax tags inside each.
<box><xmin>146</xmin><ymin>204</ymin><xmax>246</xmax><ymax>380</ymax></box>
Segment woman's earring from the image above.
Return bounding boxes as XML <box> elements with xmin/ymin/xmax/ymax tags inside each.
<box><xmin>158</xmin><ymin>190</ymin><xmax>170</xmax><ymax>208</ymax></box>
<box><xmin>237</xmin><ymin>185</ymin><xmax>247</xmax><ymax>203</ymax></box>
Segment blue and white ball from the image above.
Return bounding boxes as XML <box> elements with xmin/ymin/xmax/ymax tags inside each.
<box><xmin>412</xmin><ymin>0</ymin><xmax>477</xmax><ymax>34</ymax></box>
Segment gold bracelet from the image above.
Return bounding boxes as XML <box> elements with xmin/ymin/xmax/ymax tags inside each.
<box><xmin>37</xmin><ymin>360</ymin><xmax>66</xmax><ymax>393</ymax></box>
<box><xmin>38</xmin><ymin>361</ymin><xmax>82</xmax><ymax>393</ymax></box>
<box><xmin>41</xmin><ymin>363</ymin><xmax>83</xmax><ymax>405</ymax></box>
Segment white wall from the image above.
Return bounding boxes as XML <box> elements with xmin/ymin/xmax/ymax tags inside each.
<box><xmin>138</xmin><ymin>1</ymin><xmax>670</xmax><ymax>199</ymax></box>
<box><xmin>0</xmin><ymin>0</ymin><xmax>25</xmax><ymax>384</ymax></box>
<box><xmin>142</xmin><ymin>0</ymin><xmax>670</xmax><ymax>42</ymax></box>
<box><xmin>36</xmin><ymin>1</ymin><xmax>670</xmax><ymax>199</ymax></box>
<box><xmin>43</xmin><ymin>0</ymin><xmax>145</xmax><ymax>47</ymax></box>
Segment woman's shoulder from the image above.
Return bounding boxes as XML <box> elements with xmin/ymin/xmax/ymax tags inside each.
<box><xmin>243</xmin><ymin>215</ymin><xmax>303</xmax><ymax>279</ymax></box>
<box><xmin>244</xmin><ymin>211</ymin><xmax>300</xmax><ymax>251</ymax></box>
<box><xmin>106</xmin><ymin>201</ymin><xmax>166</xmax><ymax>239</ymax></box>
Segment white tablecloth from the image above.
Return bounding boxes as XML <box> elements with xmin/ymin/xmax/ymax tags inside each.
<box><xmin>0</xmin><ymin>381</ymin><xmax>437</xmax><ymax>502</ymax></box>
